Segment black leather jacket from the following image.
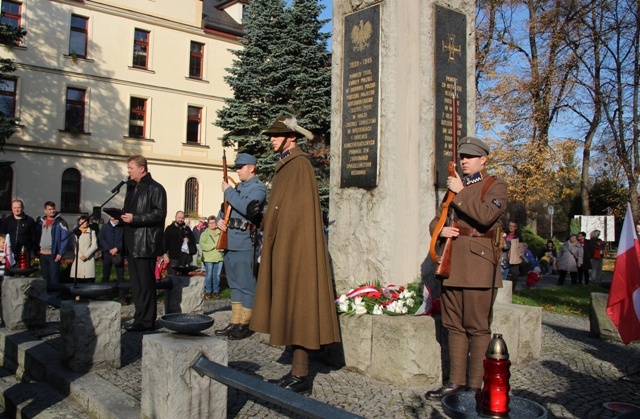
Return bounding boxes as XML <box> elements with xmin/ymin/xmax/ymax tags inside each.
<box><xmin>122</xmin><ymin>172</ymin><xmax>167</xmax><ymax>258</ymax></box>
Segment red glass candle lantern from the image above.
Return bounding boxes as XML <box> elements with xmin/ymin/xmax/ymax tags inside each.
<box><xmin>18</xmin><ymin>246</ymin><xmax>28</xmax><ymax>270</ymax></box>
<box><xmin>481</xmin><ymin>333</ymin><xmax>511</xmax><ymax>417</ymax></box>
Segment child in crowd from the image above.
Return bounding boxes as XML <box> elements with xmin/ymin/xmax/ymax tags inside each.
<box><xmin>526</xmin><ymin>266</ymin><xmax>543</xmax><ymax>288</ymax></box>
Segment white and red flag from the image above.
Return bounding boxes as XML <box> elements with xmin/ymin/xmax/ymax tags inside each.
<box><xmin>606</xmin><ymin>203</ymin><xmax>640</xmax><ymax>344</ymax></box>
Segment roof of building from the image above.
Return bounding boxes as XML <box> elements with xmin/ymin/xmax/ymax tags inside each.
<box><xmin>202</xmin><ymin>0</ymin><xmax>246</xmax><ymax>37</ymax></box>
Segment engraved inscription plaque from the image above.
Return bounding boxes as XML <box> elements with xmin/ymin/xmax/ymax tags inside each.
<box><xmin>434</xmin><ymin>5</ymin><xmax>467</xmax><ymax>189</ymax></box>
<box><xmin>341</xmin><ymin>4</ymin><xmax>380</xmax><ymax>188</ymax></box>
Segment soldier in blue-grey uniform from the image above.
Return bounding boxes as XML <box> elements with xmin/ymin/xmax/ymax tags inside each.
<box><xmin>214</xmin><ymin>153</ymin><xmax>266</xmax><ymax>340</ymax></box>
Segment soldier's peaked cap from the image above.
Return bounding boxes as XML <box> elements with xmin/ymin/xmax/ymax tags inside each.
<box><xmin>458</xmin><ymin>136</ymin><xmax>490</xmax><ymax>157</ymax></box>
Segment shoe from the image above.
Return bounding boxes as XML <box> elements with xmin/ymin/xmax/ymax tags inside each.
<box><xmin>213</xmin><ymin>293</ymin><xmax>221</xmax><ymax>299</ymax></box>
<box><xmin>214</xmin><ymin>323</ymin><xmax>238</xmax><ymax>336</ymax></box>
<box><xmin>204</xmin><ymin>293</ymin><xmax>211</xmax><ymax>300</ymax></box>
<box><xmin>425</xmin><ymin>383</ymin><xmax>467</xmax><ymax>399</ymax></box>
<box><xmin>228</xmin><ymin>324</ymin><xmax>252</xmax><ymax>340</ymax></box>
<box><xmin>124</xmin><ymin>323</ymin><xmax>153</xmax><ymax>332</ymax></box>
<box><xmin>269</xmin><ymin>372</ymin><xmax>311</xmax><ymax>394</ymax></box>
<box><xmin>119</xmin><ymin>297</ymin><xmax>128</xmax><ymax>306</ymax></box>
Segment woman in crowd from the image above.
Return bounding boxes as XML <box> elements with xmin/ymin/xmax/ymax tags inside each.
<box><xmin>557</xmin><ymin>234</ymin><xmax>583</xmax><ymax>286</ymax></box>
<box><xmin>199</xmin><ymin>215</ymin><xmax>224</xmax><ymax>299</ymax></box>
<box><xmin>539</xmin><ymin>240</ymin><xmax>558</xmax><ymax>274</ymax></box>
<box><xmin>71</xmin><ymin>215</ymin><xmax>98</xmax><ymax>283</ymax></box>
<box><xmin>502</xmin><ymin>220</ymin><xmax>523</xmax><ymax>292</ymax></box>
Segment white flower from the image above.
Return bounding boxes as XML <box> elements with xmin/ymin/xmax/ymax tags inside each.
<box><xmin>372</xmin><ymin>304</ymin><xmax>384</xmax><ymax>315</ymax></box>
<box><xmin>401</xmin><ymin>305</ymin><xmax>408</xmax><ymax>314</ymax></box>
<box><xmin>353</xmin><ymin>297</ymin><xmax>364</xmax><ymax>306</ymax></box>
<box><xmin>355</xmin><ymin>304</ymin><xmax>368</xmax><ymax>315</ymax></box>
<box><xmin>338</xmin><ymin>300</ymin><xmax>351</xmax><ymax>313</ymax></box>
<box><xmin>338</xmin><ymin>294</ymin><xmax>348</xmax><ymax>303</ymax></box>
<box><xmin>405</xmin><ymin>298</ymin><xmax>415</xmax><ymax>308</ymax></box>
<box><xmin>386</xmin><ymin>300</ymin><xmax>398</xmax><ymax>313</ymax></box>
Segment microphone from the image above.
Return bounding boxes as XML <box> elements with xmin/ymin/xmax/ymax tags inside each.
<box><xmin>110</xmin><ymin>180</ymin><xmax>127</xmax><ymax>194</ymax></box>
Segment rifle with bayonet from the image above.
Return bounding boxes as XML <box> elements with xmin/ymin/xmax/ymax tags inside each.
<box><xmin>216</xmin><ymin>150</ymin><xmax>232</xmax><ymax>251</ymax></box>
<box><xmin>429</xmin><ymin>85</ymin><xmax>459</xmax><ymax>278</ymax></box>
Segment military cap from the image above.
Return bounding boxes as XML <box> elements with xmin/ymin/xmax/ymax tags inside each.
<box><xmin>458</xmin><ymin>136</ymin><xmax>490</xmax><ymax>157</ymax></box>
<box><xmin>233</xmin><ymin>153</ymin><xmax>257</xmax><ymax>168</ymax></box>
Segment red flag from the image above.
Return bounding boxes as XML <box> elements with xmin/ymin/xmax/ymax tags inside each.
<box><xmin>606</xmin><ymin>203</ymin><xmax>640</xmax><ymax>344</ymax></box>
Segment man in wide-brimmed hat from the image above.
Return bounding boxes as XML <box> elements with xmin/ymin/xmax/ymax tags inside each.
<box><xmin>250</xmin><ymin>116</ymin><xmax>340</xmax><ymax>394</ymax></box>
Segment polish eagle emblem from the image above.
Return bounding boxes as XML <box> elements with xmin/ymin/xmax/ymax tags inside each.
<box><xmin>351</xmin><ymin>20</ymin><xmax>372</xmax><ymax>52</ymax></box>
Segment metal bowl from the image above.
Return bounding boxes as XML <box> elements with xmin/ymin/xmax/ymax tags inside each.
<box><xmin>159</xmin><ymin>313</ymin><xmax>214</xmax><ymax>334</ymax></box>
<box><xmin>70</xmin><ymin>285</ymin><xmax>113</xmax><ymax>299</ymax></box>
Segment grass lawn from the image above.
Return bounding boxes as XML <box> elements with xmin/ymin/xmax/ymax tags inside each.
<box><xmin>512</xmin><ymin>256</ymin><xmax>615</xmax><ymax>317</ymax></box>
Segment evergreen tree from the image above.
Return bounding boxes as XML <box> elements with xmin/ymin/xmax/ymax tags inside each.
<box><xmin>215</xmin><ymin>0</ymin><xmax>331</xmax><ymax>215</ymax></box>
<box><xmin>0</xmin><ymin>23</ymin><xmax>27</xmax><ymax>152</ymax></box>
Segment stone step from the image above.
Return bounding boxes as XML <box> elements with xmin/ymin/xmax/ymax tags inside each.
<box><xmin>0</xmin><ymin>368</ymin><xmax>89</xmax><ymax>418</ymax></box>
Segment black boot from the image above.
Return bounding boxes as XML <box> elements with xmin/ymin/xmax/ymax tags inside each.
<box><xmin>269</xmin><ymin>373</ymin><xmax>311</xmax><ymax>394</ymax></box>
<box><xmin>228</xmin><ymin>324</ymin><xmax>252</xmax><ymax>340</ymax></box>
<box><xmin>214</xmin><ymin>323</ymin><xmax>238</xmax><ymax>336</ymax></box>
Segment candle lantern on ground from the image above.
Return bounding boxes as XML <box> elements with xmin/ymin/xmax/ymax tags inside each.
<box><xmin>18</xmin><ymin>246</ymin><xmax>28</xmax><ymax>270</ymax></box>
<box><xmin>481</xmin><ymin>333</ymin><xmax>511</xmax><ymax>417</ymax></box>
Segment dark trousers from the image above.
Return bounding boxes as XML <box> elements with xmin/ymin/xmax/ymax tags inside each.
<box><xmin>577</xmin><ymin>268</ymin><xmax>590</xmax><ymax>285</ymax></box>
<box><xmin>102</xmin><ymin>253</ymin><xmax>126</xmax><ymax>298</ymax></box>
<box><xmin>557</xmin><ymin>270</ymin><xmax>578</xmax><ymax>285</ymax></box>
<box><xmin>128</xmin><ymin>256</ymin><xmax>157</xmax><ymax>328</ymax></box>
<box><xmin>40</xmin><ymin>254</ymin><xmax>60</xmax><ymax>284</ymax></box>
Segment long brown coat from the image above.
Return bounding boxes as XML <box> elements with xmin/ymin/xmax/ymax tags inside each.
<box><xmin>430</xmin><ymin>170</ymin><xmax>508</xmax><ymax>288</ymax></box>
<box><xmin>250</xmin><ymin>147</ymin><xmax>340</xmax><ymax>350</ymax></box>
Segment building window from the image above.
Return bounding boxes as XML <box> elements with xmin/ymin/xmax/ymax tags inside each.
<box><xmin>1</xmin><ymin>1</ymin><xmax>21</xmax><ymax>29</ymax></box>
<box><xmin>0</xmin><ymin>78</ymin><xmax>17</xmax><ymax>118</ymax></box>
<box><xmin>133</xmin><ymin>29</ymin><xmax>150</xmax><ymax>69</ymax></box>
<box><xmin>69</xmin><ymin>15</ymin><xmax>88</xmax><ymax>58</ymax></box>
<box><xmin>129</xmin><ymin>97</ymin><xmax>146</xmax><ymax>138</ymax></box>
<box><xmin>0</xmin><ymin>164</ymin><xmax>13</xmax><ymax>211</ymax></box>
<box><xmin>189</xmin><ymin>42</ymin><xmax>204</xmax><ymax>79</ymax></box>
<box><xmin>184</xmin><ymin>177</ymin><xmax>199</xmax><ymax>215</ymax></box>
<box><xmin>65</xmin><ymin>87</ymin><xmax>86</xmax><ymax>132</ymax></box>
<box><xmin>186</xmin><ymin>106</ymin><xmax>201</xmax><ymax>144</ymax></box>
<box><xmin>61</xmin><ymin>168</ymin><xmax>81</xmax><ymax>213</ymax></box>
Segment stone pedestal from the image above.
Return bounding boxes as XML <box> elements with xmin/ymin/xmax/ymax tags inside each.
<box><xmin>165</xmin><ymin>275</ymin><xmax>204</xmax><ymax>314</ymax></box>
<box><xmin>339</xmin><ymin>302</ymin><xmax>541</xmax><ymax>386</ymax></box>
<box><xmin>495</xmin><ymin>280</ymin><xmax>512</xmax><ymax>304</ymax></box>
<box><xmin>60</xmin><ymin>300</ymin><xmax>121</xmax><ymax>372</ymax></box>
<box><xmin>589</xmin><ymin>292</ymin><xmax>621</xmax><ymax>342</ymax></box>
<box><xmin>141</xmin><ymin>333</ymin><xmax>227</xmax><ymax>419</ymax></box>
<box><xmin>1</xmin><ymin>277</ymin><xmax>47</xmax><ymax>330</ymax></box>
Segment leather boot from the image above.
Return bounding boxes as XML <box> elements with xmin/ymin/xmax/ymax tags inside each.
<box><xmin>215</xmin><ymin>302</ymin><xmax>242</xmax><ymax>336</ymax></box>
<box><xmin>228</xmin><ymin>324</ymin><xmax>252</xmax><ymax>340</ymax></box>
<box><xmin>214</xmin><ymin>323</ymin><xmax>238</xmax><ymax>336</ymax></box>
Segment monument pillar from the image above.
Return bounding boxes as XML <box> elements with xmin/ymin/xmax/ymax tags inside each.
<box><xmin>329</xmin><ymin>0</ymin><xmax>476</xmax><ymax>292</ymax></box>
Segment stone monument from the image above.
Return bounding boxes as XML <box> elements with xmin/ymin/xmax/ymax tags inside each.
<box><xmin>328</xmin><ymin>0</ymin><xmax>541</xmax><ymax>387</ymax></box>
<box><xmin>329</xmin><ymin>0</ymin><xmax>475</xmax><ymax>292</ymax></box>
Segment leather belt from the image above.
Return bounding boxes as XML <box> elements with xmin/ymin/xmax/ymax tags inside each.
<box><xmin>457</xmin><ymin>227</ymin><xmax>493</xmax><ymax>238</ymax></box>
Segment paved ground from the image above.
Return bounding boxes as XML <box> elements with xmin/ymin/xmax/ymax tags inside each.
<box><xmin>7</xmin><ymin>272</ymin><xmax>640</xmax><ymax>418</ymax></box>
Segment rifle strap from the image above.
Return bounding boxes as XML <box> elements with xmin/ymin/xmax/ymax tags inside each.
<box><xmin>480</xmin><ymin>176</ymin><xmax>497</xmax><ymax>203</ymax></box>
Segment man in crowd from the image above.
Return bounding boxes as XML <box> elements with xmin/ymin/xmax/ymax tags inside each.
<box><xmin>121</xmin><ymin>155</ymin><xmax>167</xmax><ymax>332</ymax></box>
<box><xmin>99</xmin><ymin>215</ymin><xmax>127</xmax><ymax>305</ymax></box>
<box><xmin>577</xmin><ymin>231</ymin><xmax>593</xmax><ymax>285</ymax></box>
<box><xmin>192</xmin><ymin>217</ymin><xmax>206</xmax><ymax>266</ymax></box>
<box><xmin>163</xmin><ymin>210</ymin><xmax>196</xmax><ymax>274</ymax></box>
<box><xmin>36</xmin><ymin>201</ymin><xmax>70</xmax><ymax>284</ymax></box>
<box><xmin>1</xmin><ymin>199</ymin><xmax>37</xmax><ymax>266</ymax></box>
<box><xmin>250</xmin><ymin>116</ymin><xmax>341</xmax><ymax>394</ymax></box>
<box><xmin>589</xmin><ymin>230</ymin><xmax>606</xmax><ymax>283</ymax></box>
<box><xmin>425</xmin><ymin>137</ymin><xmax>508</xmax><ymax>399</ymax></box>
<box><xmin>215</xmin><ymin>153</ymin><xmax>266</xmax><ymax>340</ymax></box>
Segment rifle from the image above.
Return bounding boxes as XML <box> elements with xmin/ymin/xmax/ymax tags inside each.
<box><xmin>429</xmin><ymin>84</ymin><xmax>459</xmax><ymax>278</ymax></box>
<box><xmin>216</xmin><ymin>150</ymin><xmax>232</xmax><ymax>251</ymax></box>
